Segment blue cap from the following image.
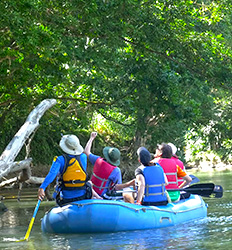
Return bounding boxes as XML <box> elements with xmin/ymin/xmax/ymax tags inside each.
<box><xmin>137</xmin><ymin>147</ymin><xmax>151</xmax><ymax>166</ymax></box>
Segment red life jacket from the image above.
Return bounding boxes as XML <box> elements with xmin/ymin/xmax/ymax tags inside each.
<box><xmin>158</xmin><ymin>158</ymin><xmax>179</xmax><ymax>189</ymax></box>
<box><xmin>91</xmin><ymin>158</ymin><xmax>117</xmax><ymax>195</ymax></box>
<box><xmin>171</xmin><ymin>156</ymin><xmax>185</xmax><ymax>186</ymax></box>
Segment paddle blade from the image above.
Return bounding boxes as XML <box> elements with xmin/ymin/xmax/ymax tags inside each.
<box><xmin>184</xmin><ymin>183</ymin><xmax>215</xmax><ymax>197</ymax></box>
<box><xmin>24</xmin><ymin>217</ymin><xmax>35</xmax><ymax>240</ymax></box>
<box><xmin>15</xmin><ymin>238</ymin><xmax>27</xmax><ymax>242</ymax></box>
<box><xmin>211</xmin><ymin>185</ymin><xmax>223</xmax><ymax>198</ymax></box>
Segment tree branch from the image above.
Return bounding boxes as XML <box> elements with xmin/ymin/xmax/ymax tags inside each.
<box><xmin>0</xmin><ymin>99</ymin><xmax>57</xmax><ymax>179</ymax></box>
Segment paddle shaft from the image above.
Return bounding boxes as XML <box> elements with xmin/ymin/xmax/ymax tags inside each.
<box><xmin>168</xmin><ymin>183</ymin><xmax>217</xmax><ymax>197</ymax></box>
<box><xmin>24</xmin><ymin>200</ymin><xmax>41</xmax><ymax>240</ymax></box>
<box><xmin>115</xmin><ymin>183</ymin><xmax>210</xmax><ymax>194</ymax></box>
<box><xmin>115</xmin><ymin>183</ymin><xmax>223</xmax><ymax>198</ymax></box>
<box><xmin>116</xmin><ymin>186</ymin><xmax>213</xmax><ymax>193</ymax></box>
<box><xmin>169</xmin><ymin>187</ymin><xmax>213</xmax><ymax>192</ymax></box>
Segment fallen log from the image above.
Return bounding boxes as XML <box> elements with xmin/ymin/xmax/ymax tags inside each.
<box><xmin>0</xmin><ymin>99</ymin><xmax>57</xmax><ymax>202</ymax></box>
<box><xmin>0</xmin><ymin>99</ymin><xmax>57</xmax><ymax>180</ymax></box>
<box><xmin>10</xmin><ymin>158</ymin><xmax>32</xmax><ymax>174</ymax></box>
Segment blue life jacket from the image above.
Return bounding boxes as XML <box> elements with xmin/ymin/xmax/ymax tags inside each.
<box><xmin>141</xmin><ymin>164</ymin><xmax>167</xmax><ymax>203</ymax></box>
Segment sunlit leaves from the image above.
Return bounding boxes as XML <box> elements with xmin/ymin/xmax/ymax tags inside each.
<box><xmin>1</xmin><ymin>0</ymin><xmax>232</xmax><ymax>165</ymax></box>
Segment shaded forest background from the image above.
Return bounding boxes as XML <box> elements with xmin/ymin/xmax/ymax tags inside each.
<box><xmin>1</xmin><ymin>0</ymin><xmax>232</xmax><ymax>181</ymax></box>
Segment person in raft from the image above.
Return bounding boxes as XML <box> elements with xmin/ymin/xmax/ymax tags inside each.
<box><xmin>84</xmin><ymin>132</ymin><xmax>135</xmax><ymax>200</ymax></box>
<box><xmin>124</xmin><ymin>147</ymin><xmax>170</xmax><ymax>206</ymax></box>
<box><xmin>151</xmin><ymin>143</ymin><xmax>192</xmax><ymax>202</ymax></box>
<box><xmin>168</xmin><ymin>142</ymin><xmax>191</xmax><ymax>199</ymax></box>
<box><xmin>38</xmin><ymin>134</ymin><xmax>102</xmax><ymax>206</ymax></box>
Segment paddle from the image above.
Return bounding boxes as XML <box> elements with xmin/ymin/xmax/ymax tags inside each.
<box><xmin>212</xmin><ymin>184</ymin><xmax>224</xmax><ymax>198</ymax></box>
<box><xmin>115</xmin><ymin>174</ymin><xmax>200</xmax><ymax>193</ymax></box>
<box><xmin>114</xmin><ymin>175</ymin><xmax>200</xmax><ymax>196</ymax></box>
<box><xmin>16</xmin><ymin>200</ymin><xmax>41</xmax><ymax>242</ymax></box>
<box><xmin>169</xmin><ymin>183</ymin><xmax>223</xmax><ymax>198</ymax></box>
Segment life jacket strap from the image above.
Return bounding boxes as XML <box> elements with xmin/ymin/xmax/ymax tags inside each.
<box><xmin>145</xmin><ymin>183</ymin><xmax>166</xmax><ymax>197</ymax></box>
<box><xmin>166</xmin><ymin>173</ymin><xmax>178</xmax><ymax>176</ymax></box>
<box><xmin>92</xmin><ymin>172</ymin><xmax>107</xmax><ymax>182</ymax></box>
<box><xmin>63</xmin><ymin>180</ymin><xmax>86</xmax><ymax>184</ymax></box>
<box><xmin>147</xmin><ymin>184</ymin><xmax>163</xmax><ymax>187</ymax></box>
<box><xmin>92</xmin><ymin>183</ymin><xmax>110</xmax><ymax>191</ymax></box>
<box><xmin>92</xmin><ymin>173</ymin><xmax>109</xmax><ymax>191</ymax></box>
<box><xmin>165</xmin><ymin>172</ymin><xmax>178</xmax><ymax>185</ymax></box>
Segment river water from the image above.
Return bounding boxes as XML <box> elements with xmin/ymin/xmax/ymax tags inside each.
<box><xmin>0</xmin><ymin>170</ymin><xmax>231</xmax><ymax>250</ymax></box>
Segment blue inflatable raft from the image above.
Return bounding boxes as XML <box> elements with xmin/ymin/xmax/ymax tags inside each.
<box><xmin>41</xmin><ymin>194</ymin><xmax>207</xmax><ymax>234</ymax></box>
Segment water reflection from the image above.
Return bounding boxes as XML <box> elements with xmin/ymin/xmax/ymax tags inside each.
<box><xmin>0</xmin><ymin>209</ymin><xmax>19</xmax><ymax>228</ymax></box>
<box><xmin>37</xmin><ymin>220</ymin><xmax>209</xmax><ymax>250</ymax></box>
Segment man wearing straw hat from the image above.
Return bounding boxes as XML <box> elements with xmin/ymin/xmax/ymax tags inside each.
<box><xmin>38</xmin><ymin>134</ymin><xmax>101</xmax><ymax>206</ymax></box>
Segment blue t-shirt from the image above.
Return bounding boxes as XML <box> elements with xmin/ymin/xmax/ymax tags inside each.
<box><xmin>40</xmin><ymin>153</ymin><xmax>87</xmax><ymax>199</ymax></box>
<box><xmin>89</xmin><ymin>153</ymin><xmax>122</xmax><ymax>195</ymax></box>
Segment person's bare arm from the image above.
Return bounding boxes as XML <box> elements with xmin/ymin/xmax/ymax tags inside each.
<box><xmin>179</xmin><ymin>175</ymin><xmax>192</xmax><ymax>188</ymax></box>
<box><xmin>84</xmin><ymin>132</ymin><xmax>97</xmax><ymax>156</ymax></box>
<box><xmin>115</xmin><ymin>179</ymin><xmax>135</xmax><ymax>190</ymax></box>
<box><xmin>136</xmin><ymin>174</ymin><xmax>145</xmax><ymax>205</ymax></box>
<box><xmin>164</xmin><ymin>174</ymin><xmax>169</xmax><ymax>186</ymax></box>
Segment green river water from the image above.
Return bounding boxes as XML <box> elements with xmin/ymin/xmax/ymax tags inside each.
<box><xmin>0</xmin><ymin>170</ymin><xmax>231</xmax><ymax>250</ymax></box>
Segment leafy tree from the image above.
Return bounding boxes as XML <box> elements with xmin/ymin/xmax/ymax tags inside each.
<box><xmin>1</xmin><ymin>0</ymin><xmax>232</xmax><ymax>171</ymax></box>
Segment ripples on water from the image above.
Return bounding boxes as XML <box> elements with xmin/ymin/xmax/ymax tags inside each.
<box><xmin>1</xmin><ymin>172</ymin><xmax>232</xmax><ymax>250</ymax></box>
<box><xmin>1</xmin><ymin>211</ymin><xmax>227</xmax><ymax>250</ymax></box>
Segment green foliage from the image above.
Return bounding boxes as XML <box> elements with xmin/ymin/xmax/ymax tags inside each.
<box><xmin>1</xmin><ymin>0</ymin><xmax>232</xmax><ymax>168</ymax></box>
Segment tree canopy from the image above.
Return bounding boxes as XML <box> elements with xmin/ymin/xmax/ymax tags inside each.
<box><xmin>1</xmin><ymin>0</ymin><xmax>232</xmax><ymax>170</ymax></box>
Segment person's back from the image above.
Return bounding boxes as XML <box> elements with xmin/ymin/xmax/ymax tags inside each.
<box><xmin>90</xmin><ymin>150</ymin><xmax>121</xmax><ymax>196</ymax></box>
<box><xmin>137</xmin><ymin>163</ymin><xmax>168</xmax><ymax>206</ymax></box>
<box><xmin>134</xmin><ymin>147</ymin><xmax>169</xmax><ymax>206</ymax></box>
<box><xmin>168</xmin><ymin>143</ymin><xmax>186</xmax><ymax>187</ymax></box>
<box><xmin>157</xmin><ymin>158</ymin><xmax>179</xmax><ymax>189</ymax></box>
<box><xmin>84</xmin><ymin>132</ymin><xmax>123</xmax><ymax>198</ymax></box>
<box><xmin>38</xmin><ymin>134</ymin><xmax>92</xmax><ymax>206</ymax></box>
<box><xmin>168</xmin><ymin>142</ymin><xmax>191</xmax><ymax>199</ymax></box>
<box><xmin>58</xmin><ymin>152</ymin><xmax>89</xmax><ymax>201</ymax></box>
<box><xmin>156</xmin><ymin>144</ymin><xmax>179</xmax><ymax>190</ymax></box>
<box><xmin>155</xmin><ymin>143</ymin><xmax>192</xmax><ymax>202</ymax></box>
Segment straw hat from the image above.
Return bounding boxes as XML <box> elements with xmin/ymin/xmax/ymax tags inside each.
<box><xmin>59</xmin><ymin>134</ymin><xmax>83</xmax><ymax>155</ymax></box>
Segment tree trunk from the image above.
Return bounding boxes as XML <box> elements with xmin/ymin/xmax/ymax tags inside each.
<box><xmin>0</xmin><ymin>99</ymin><xmax>57</xmax><ymax>180</ymax></box>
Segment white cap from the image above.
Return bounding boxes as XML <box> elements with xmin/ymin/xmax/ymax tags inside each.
<box><xmin>59</xmin><ymin>135</ymin><xmax>83</xmax><ymax>155</ymax></box>
<box><xmin>168</xmin><ymin>143</ymin><xmax>177</xmax><ymax>155</ymax></box>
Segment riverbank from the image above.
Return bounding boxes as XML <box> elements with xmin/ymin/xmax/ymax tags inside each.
<box><xmin>186</xmin><ymin>161</ymin><xmax>232</xmax><ymax>172</ymax></box>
